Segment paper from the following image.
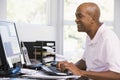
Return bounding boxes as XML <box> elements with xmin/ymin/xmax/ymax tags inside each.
<box><xmin>43</xmin><ymin>46</ymin><xmax>54</xmax><ymax>53</ymax></box>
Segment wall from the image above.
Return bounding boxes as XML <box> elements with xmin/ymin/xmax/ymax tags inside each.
<box><xmin>16</xmin><ymin>23</ymin><xmax>56</xmax><ymax>42</ymax></box>
<box><xmin>0</xmin><ymin>0</ymin><xmax>6</xmax><ymax>19</ymax></box>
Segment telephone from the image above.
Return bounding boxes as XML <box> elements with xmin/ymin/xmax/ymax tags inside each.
<box><xmin>21</xmin><ymin>42</ymin><xmax>32</xmax><ymax>66</ymax></box>
<box><xmin>21</xmin><ymin>42</ymin><xmax>42</xmax><ymax>69</ymax></box>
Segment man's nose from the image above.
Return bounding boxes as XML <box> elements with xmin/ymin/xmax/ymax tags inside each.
<box><xmin>75</xmin><ymin>18</ymin><xmax>79</xmax><ymax>23</ymax></box>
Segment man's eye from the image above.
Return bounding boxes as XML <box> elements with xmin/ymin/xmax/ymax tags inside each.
<box><xmin>78</xmin><ymin>15</ymin><xmax>81</xmax><ymax>18</ymax></box>
<box><xmin>77</xmin><ymin>14</ymin><xmax>82</xmax><ymax>18</ymax></box>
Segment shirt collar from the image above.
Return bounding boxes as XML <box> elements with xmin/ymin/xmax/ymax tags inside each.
<box><xmin>88</xmin><ymin>23</ymin><xmax>105</xmax><ymax>45</ymax></box>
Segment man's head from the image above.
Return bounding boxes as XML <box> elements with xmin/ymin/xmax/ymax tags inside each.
<box><xmin>75</xmin><ymin>2</ymin><xmax>100</xmax><ymax>33</ymax></box>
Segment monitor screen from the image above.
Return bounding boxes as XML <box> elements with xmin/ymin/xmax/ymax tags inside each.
<box><xmin>0</xmin><ymin>21</ymin><xmax>22</xmax><ymax>68</ymax></box>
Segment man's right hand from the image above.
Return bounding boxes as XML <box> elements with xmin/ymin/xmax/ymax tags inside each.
<box><xmin>57</xmin><ymin>61</ymin><xmax>83</xmax><ymax>76</ymax></box>
<box><xmin>57</xmin><ymin>61</ymin><xmax>68</xmax><ymax>72</ymax></box>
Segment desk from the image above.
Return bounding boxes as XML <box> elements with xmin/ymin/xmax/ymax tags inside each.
<box><xmin>0</xmin><ymin>73</ymin><xmax>80</xmax><ymax>80</ymax></box>
<box><xmin>21</xmin><ymin>71</ymin><xmax>80</xmax><ymax>80</ymax></box>
<box><xmin>0</xmin><ymin>78</ymin><xmax>36</xmax><ymax>80</ymax></box>
<box><xmin>0</xmin><ymin>54</ymin><xmax>80</xmax><ymax>80</ymax></box>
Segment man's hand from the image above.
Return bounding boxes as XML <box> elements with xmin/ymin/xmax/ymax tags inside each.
<box><xmin>57</xmin><ymin>61</ymin><xmax>83</xmax><ymax>76</ymax></box>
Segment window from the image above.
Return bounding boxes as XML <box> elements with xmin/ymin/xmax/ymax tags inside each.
<box><xmin>7</xmin><ymin>0</ymin><xmax>48</xmax><ymax>24</ymax></box>
<box><xmin>64</xmin><ymin>0</ymin><xmax>114</xmax><ymax>63</ymax></box>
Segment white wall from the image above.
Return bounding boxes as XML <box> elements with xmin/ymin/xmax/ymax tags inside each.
<box><xmin>0</xmin><ymin>0</ymin><xmax>6</xmax><ymax>19</ymax></box>
<box><xmin>16</xmin><ymin>23</ymin><xmax>56</xmax><ymax>42</ymax></box>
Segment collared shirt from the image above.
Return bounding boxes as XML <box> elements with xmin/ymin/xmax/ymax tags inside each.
<box><xmin>82</xmin><ymin>23</ymin><xmax>120</xmax><ymax>73</ymax></box>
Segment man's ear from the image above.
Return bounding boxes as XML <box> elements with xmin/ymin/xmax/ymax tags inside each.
<box><xmin>91</xmin><ymin>20</ymin><xmax>94</xmax><ymax>24</ymax></box>
<box><xmin>90</xmin><ymin>17</ymin><xmax>95</xmax><ymax>24</ymax></box>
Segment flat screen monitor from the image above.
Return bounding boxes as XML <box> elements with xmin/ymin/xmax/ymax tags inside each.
<box><xmin>0</xmin><ymin>21</ymin><xmax>22</xmax><ymax>69</ymax></box>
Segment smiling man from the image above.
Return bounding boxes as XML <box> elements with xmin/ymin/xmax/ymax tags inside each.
<box><xmin>57</xmin><ymin>2</ymin><xmax>120</xmax><ymax>80</ymax></box>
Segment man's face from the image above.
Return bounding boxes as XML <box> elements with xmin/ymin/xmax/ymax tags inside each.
<box><xmin>75</xmin><ymin>9</ymin><xmax>92</xmax><ymax>32</ymax></box>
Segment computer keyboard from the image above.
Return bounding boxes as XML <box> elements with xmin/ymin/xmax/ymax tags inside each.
<box><xmin>40</xmin><ymin>65</ymin><xmax>69</xmax><ymax>76</ymax></box>
<box><xmin>48</xmin><ymin>66</ymin><xmax>61</xmax><ymax>73</ymax></box>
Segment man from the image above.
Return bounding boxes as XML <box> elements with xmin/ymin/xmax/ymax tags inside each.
<box><xmin>57</xmin><ymin>2</ymin><xmax>120</xmax><ymax>80</ymax></box>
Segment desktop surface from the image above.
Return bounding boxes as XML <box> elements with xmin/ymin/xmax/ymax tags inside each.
<box><xmin>0</xmin><ymin>59</ymin><xmax>80</xmax><ymax>80</ymax></box>
<box><xmin>20</xmin><ymin>67</ymin><xmax>80</xmax><ymax>80</ymax></box>
<box><xmin>0</xmin><ymin>78</ymin><xmax>36</xmax><ymax>80</ymax></box>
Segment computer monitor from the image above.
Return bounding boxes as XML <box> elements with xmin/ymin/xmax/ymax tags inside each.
<box><xmin>0</xmin><ymin>21</ymin><xmax>23</xmax><ymax>72</ymax></box>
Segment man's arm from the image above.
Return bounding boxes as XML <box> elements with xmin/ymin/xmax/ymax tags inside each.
<box><xmin>73</xmin><ymin>60</ymin><xmax>120</xmax><ymax>80</ymax></box>
<box><xmin>58</xmin><ymin>61</ymin><xmax>120</xmax><ymax>80</ymax></box>
<box><xmin>75</xmin><ymin>59</ymin><xmax>86</xmax><ymax>70</ymax></box>
<box><xmin>74</xmin><ymin>59</ymin><xmax>120</xmax><ymax>80</ymax></box>
<box><xmin>82</xmin><ymin>70</ymin><xmax>120</xmax><ymax>80</ymax></box>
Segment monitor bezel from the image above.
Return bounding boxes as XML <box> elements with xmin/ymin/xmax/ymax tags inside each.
<box><xmin>0</xmin><ymin>21</ymin><xmax>23</xmax><ymax>69</ymax></box>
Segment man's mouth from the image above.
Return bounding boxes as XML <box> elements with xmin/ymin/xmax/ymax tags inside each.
<box><xmin>77</xmin><ymin>24</ymin><xmax>81</xmax><ymax>26</ymax></box>
<box><xmin>77</xmin><ymin>24</ymin><xmax>82</xmax><ymax>28</ymax></box>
